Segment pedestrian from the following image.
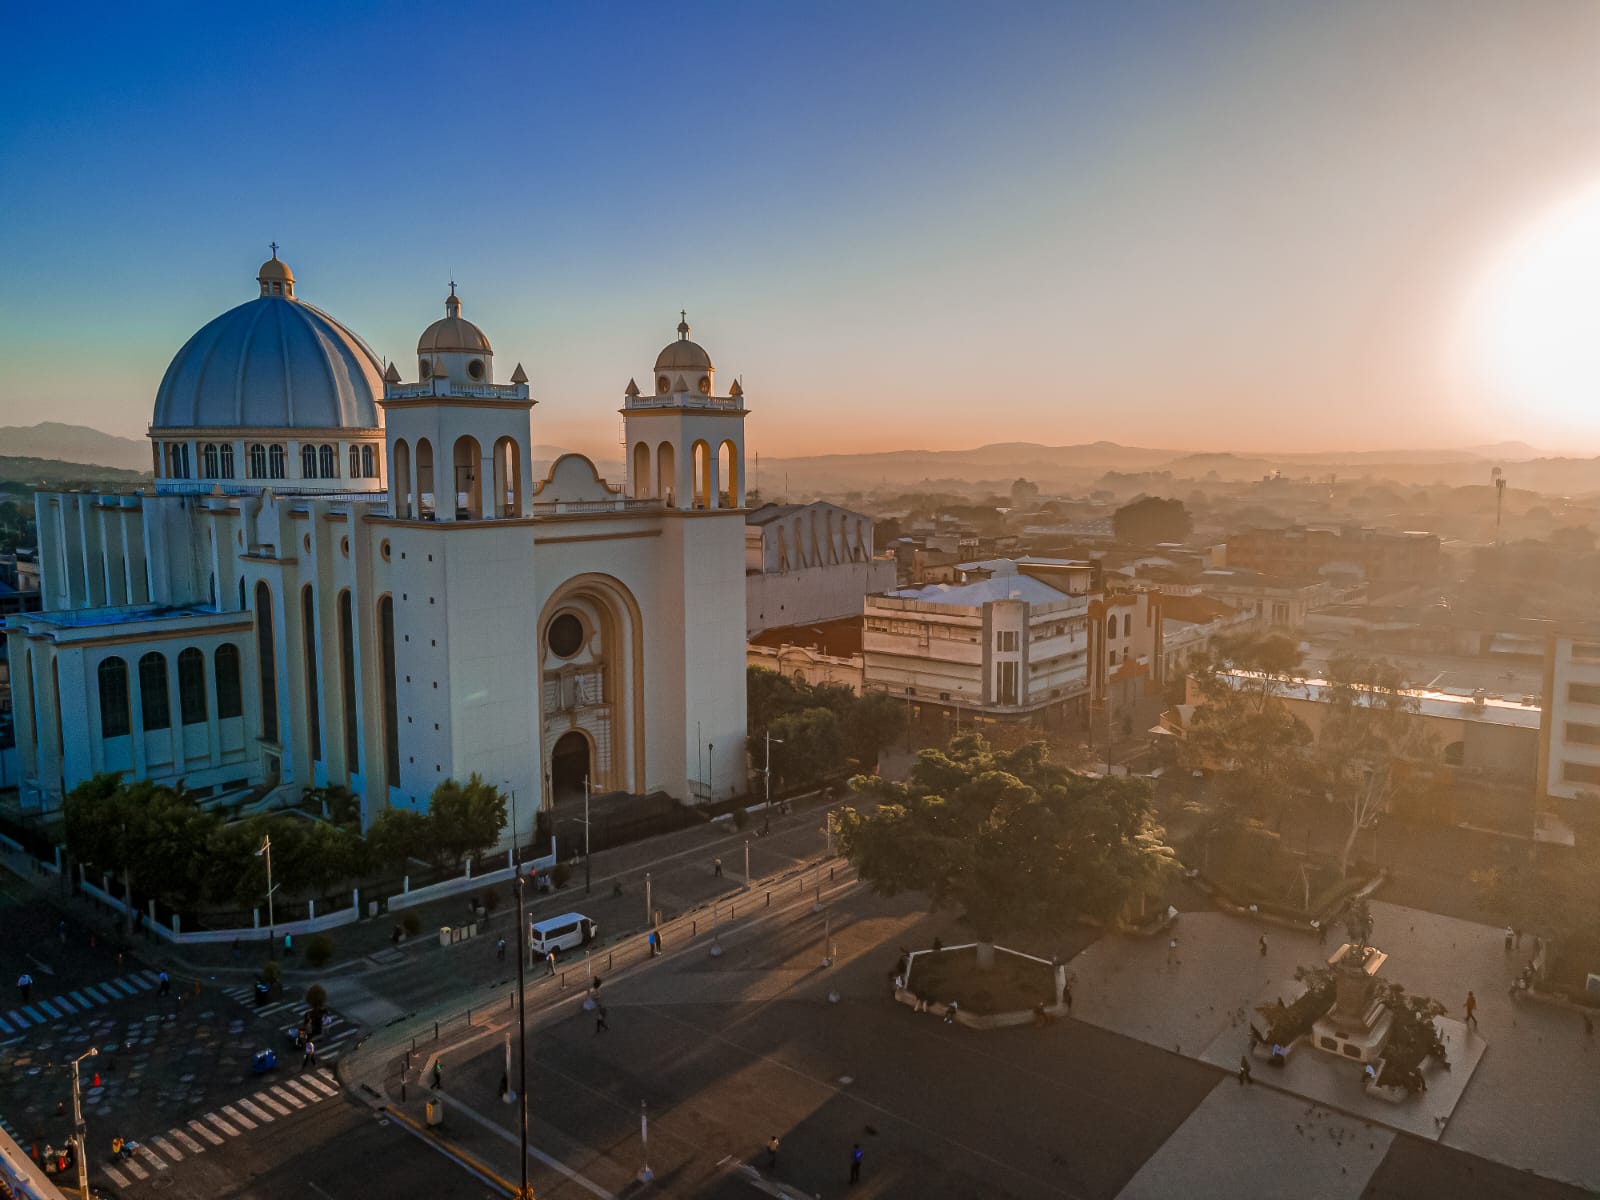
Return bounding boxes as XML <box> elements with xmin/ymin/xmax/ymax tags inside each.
<box><xmin>943</xmin><ymin>999</ymin><xmax>959</xmax><ymax>1025</ymax></box>
<box><xmin>432</xmin><ymin>1061</ymin><xmax>442</xmax><ymax>1090</ymax></box>
<box><xmin>496</xmin><ymin>937</ymin><xmax>506</xmax><ymax>962</ymax></box>
<box><xmin>157</xmin><ymin>970</ymin><xmax>170</xmax><ymax>997</ymax></box>
<box><xmin>1465</xmin><ymin>990</ymin><xmax>1478</xmax><ymax>1029</ymax></box>
<box><xmin>283</xmin><ymin>932</ymin><xmax>293</xmax><ymax>957</ymax></box>
<box><xmin>1238</xmin><ymin>1055</ymin><xmax>1253</xmax><ymax>1086</ymax></box>
<box><xmin>18</xmin><ymin>972</ymin><xmax>31</xmax><ymax>1003</ymax></box>
<box><xmin>546</xmin><ymin>949</ymin><xmax>557</xmax><ymax>976</ymax></box>
<box><xmin>767</xmin><ymin>1135</ymin><xmax>780</xmax><ymax>1171</ymax></box>
<box><xmin>302</xmin><ymin>1038</ymin><xmax>316</xmax><ymax>1069</ymax></box>
<box><xmin>1064</xmin><ymin>981</ymin><xmax>1074</xmax><ymax>1015</ymax></box>
<box><xmin>1258</xmin><ymin>933</ymin><xmax>1268</xmax><ymax>957</ymax></box>
<box><xmin>392</xmin><ymin>924</ymin><xmax>403</xmax><ymax>945</ymax></box>
<box><xmin>713</xmin><ymin>857</ymin><xmax>723</xmax><ymax>879</ymax></box>
<box><xmin>1504</xmin><ymin>926</ymin><xmax>1515</xmax><ymax>952</ymax></box>
<box><xmin>594</xmin><ymin>1004</ymin><xmax>609</xmax><ymax>1035</ymax></box>
<box><xmin>1167</xmin><ymin>937</ymin><xmax>1178</xmax><ymax>966</ymax></box>
<box><xmin>849</xmin><ymin>1143</ymin><xmax>863</xmax><ymax>1184</ymax></box>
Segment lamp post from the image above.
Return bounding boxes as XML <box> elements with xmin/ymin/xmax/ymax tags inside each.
<box><xmin>762</xmin><ymin>732</ymin><xmax>784</xmax><ymax>835</ymax></box>
<box><xmin>71</xmin><ymin>1046</ymin><xmax>98</xmax><ymax>1200</ymax></box>
<box><xmin>583</xmin><ymin>775</ymin><xmax>592</xmax><ymax>896</ymax></box>
<box><xmin>255</xmin><ymin>835</ymin><xmax>276</xmax><ymax>957</ymax></box>
<box><xmin>507</xmin><ymin>786</ymin><xmax>530</xmax><ymax>1200</ymax></box>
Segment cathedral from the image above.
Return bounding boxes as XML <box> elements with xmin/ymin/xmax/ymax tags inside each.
<box><xmin>4</xmin><ymin>251</ymin><xmax>751</xmax><ymax>840</ymax></box>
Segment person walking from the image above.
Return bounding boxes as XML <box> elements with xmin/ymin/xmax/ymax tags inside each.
<box><xmin>17</xmin><ymin>972</ymin><xmax>32</xmax><ymax>1003</ymax></box>
<box><xmin>302</xmin><ymin>1038</ymin><xmax>316</xmax><ymax>1069</ymax></box>
<box><xmin>1465</xmin><ymin>991</ymin><xmax>1478</xmax><ymax>1029</ymax></box>
<box><xmin>432</xmin><ymin>1060</ymin><xmax>443</xmax><ymax>1090</ymax></box>
<box><xmin>849</xmin><ymin>1143</ymin><xmax>863</xmax><ymax>1184</ymax></box>
<box><xmin>1238</xmin><ymin>1055</ymin><xmax>1253</xmax><ymax>1086</ymax></box>
<box><xmin>496</xmin><ymin>937</ymin><xmax>506</xmax><ymax>962</ymax></box>
<box><xmin>546</xmin><ymin>949</ymin><xmax>558</xmax><ymax>976</ymax></box>
<box><xmin>1505</xmin><ymin>926</ymin><xmax>1515</xmax><ymax>952</ymax></box>
<box><xmin>157</xmin><ymin>970</ymin><xmax>170</xmax><ymax>997</ymax></box>
<box><xmin>766</xmin><ymin>1135</ymin><xmax>780</xmax><ymax>1171</ymax></box>
<box><xmin>713</xmin><ymin>857</ymin><xmax>723</xmax><ymax>879</ymax></box>
<box><xmin>594</xmin><ymin>1004</ymin><xmax>609</xmax><ymax>1035</ymax></box>
<box><xmin>1258</xmin><ymin>933</ymin><xmax>1268</xmax><ymax>957</ymax></box>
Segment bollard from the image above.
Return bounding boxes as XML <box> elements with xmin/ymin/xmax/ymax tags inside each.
<box><xmin>434</xmin><ymin>1021</ymin><xmax>439</xmax><ymax>1040</ymax></box>
<box><xmin>401</xmin><ymin>1080</ymin><xmax>407</xmax><ymax>1102</ymax></box>
<box><xmin>766</xmin><ymin>891</ymin><xmax>771</xmax><ymax>908</ymax></box>
<box><xmin>692</xmin><ymin>920</ymin><xmax>697</xmax><ymax>937</ymax></box>
<box><xmin>830</xmin><ymin>866</ymin><xmax>835</xmax><ymax>881</ymax></box>
<box><xmin>608</xmin><ymin>952</ymin><xmax>614</xmax><ymax>971</ymax></box>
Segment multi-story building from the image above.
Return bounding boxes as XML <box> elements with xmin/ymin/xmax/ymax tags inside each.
<box><xmin>1222</xmin><ymin>525</ymin><xmax>1440</xmax><ymax>584</ymax></box>
<box><xmin>746</xmin><ymin>616</ymin><xmax>865</xmax><ymax>693</ymax></box>
<box><xmin>744</xmin><ymin>501</ymin><xmax>896</xmax><ymax>637</ymax></box>
<box><xmin>1195</xmin><ymin>567</ymin><xmax>1331</xmax><ymax>631</ymax></box>
<box><xmin>1538</xmin><ymin>627</ymin><xmax>1600</xmax><ymax>805</ymax></box>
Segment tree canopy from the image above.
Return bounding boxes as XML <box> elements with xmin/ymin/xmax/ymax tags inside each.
<box><xmin>836</xmin><ymin>736</ymin><xmax>1178</xmax><ymax>943</ymax></box>
<box><xmin>748</xmin><ymin>667</ymin><xmax>905</xmax><ymax>787</ymax></box>
<box><xmin>1112</xmin><ymin>496</ymin><xmax>1192</xmax><ymax>546</ymax></box>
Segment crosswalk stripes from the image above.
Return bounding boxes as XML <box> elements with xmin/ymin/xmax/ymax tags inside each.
<box><xmin>98</xmin><ymin>1075</ymin><xmax>335</xmax><ymax>1190</ymax></box>
<box><xmin>0</xmin><ymin>971</ymin><xmax>162</xmax><ymax>1032</ymax></box>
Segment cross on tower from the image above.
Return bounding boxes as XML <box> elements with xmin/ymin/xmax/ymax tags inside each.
<box><xmin>450</xmin><ymin>280</ymin><xmax>457</xmax><ymax>297</ymax></box>
<box><xmin>269</xmin><ymin>241</ymin><xmax>279</xmax><ymax>259</ymax></box>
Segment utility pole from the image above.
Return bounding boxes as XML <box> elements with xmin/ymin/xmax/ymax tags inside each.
<box><xmin>508</xmin><ymin>788</ymin><xmax>530</xmax><ymax>1200</ymax></box>
<box><xmin>583</xmin><ymin>775</ymin><xmax>592</xmax><ymax>896</ymax></box>
<box><xmin>645</xmin><ymin>872</ymin><xmax>653</xmax><ymax>929</ymax></box>
<box><xmin>71</xmin><ymin>1047</ymin><xmax>98</xmax><ymax>1200</ymax></box>
<box><xmin>639</xmin><ymin>1100</ymin><xmax>653</xmax><ymax>1183</ymax></box>
<box><xmin>744</xmin><ymin>839</ymin><xmax>751</xmax><ymax>890</ymax></box>
<box><xmin>762</xmin><ymin>732</ymin><xmax>784</xmax><ymax>835</ymax></box>
<box><xmin>255</xmin><ymin>835</ymin><xmax>276</xmax><ymax>957</ymax></box>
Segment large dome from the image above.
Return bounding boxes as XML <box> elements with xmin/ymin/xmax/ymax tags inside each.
<box><xmin>151</xmin><ymin>258</ymin><xmax>384</xmax><ymax>432</ymax></box>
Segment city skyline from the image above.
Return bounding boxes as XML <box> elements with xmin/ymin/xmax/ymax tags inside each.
<box><xmin>3</xmin><ymin>1</ymin><xmax>1598</xmax><ymax>461</ymax></box>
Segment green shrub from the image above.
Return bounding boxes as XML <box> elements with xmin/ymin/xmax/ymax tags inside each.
<box><xmin>402</xmin><ymin>910</ymin><xmax>421</xmax><ymax>937</ymax></box>
<box><xmin>305</xmin><ymin>983</ymin><xmax>328</xmax><ymax>1011</ymax></box>
<box><xmin>305</xmin><ymin>933</ymin><xmax>334</xmax><ymax>968</ymax></box>
<box><xmin>1255</xmin><ymin>976</ymin><xmax>1334</xmax><ymax>1044</ymax></box>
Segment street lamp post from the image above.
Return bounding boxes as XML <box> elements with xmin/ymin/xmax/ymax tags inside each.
<box><xmin>71</xmin><ymin>1046</ymin><xmax>98</xmax><ymax>1200</ymax></box>
<box><xmin>255</xmin><ymin>835</ymin><xmax>277</xmax><ymax>957</ymax></box>
<box><xmin>583</xmin><ymin>774</ymin><xmax>592</xmax><ymax>896</ymax></box>
<box><xmin>507</xmin><ymin>787</ymin><xmax>530</xmax><ymax>1200</ymax></box>
<box><xmin>762</xmin><ymin>732</ymin><xmax>784</xmax><ymax>835</ymax></box>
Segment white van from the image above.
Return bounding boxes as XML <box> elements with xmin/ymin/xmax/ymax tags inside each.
<box><xmin>528</xmin><ymin>912</ymin><xmax>597</xmax><ymax>957</ymax></box>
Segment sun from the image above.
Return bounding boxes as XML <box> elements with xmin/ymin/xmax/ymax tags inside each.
<box><xmin>1467</xmin><ymin>181</ymin><xmax>1600</xmax><ymax>440</ymax></box>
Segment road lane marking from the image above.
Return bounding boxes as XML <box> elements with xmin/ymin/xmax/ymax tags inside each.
<box><xmin>111</xmin><ymin>979</ymin><xmax>137</xmax><ymax>996</ymax></box>
<box><xmin>84</xmin><ymin>984</ymin><xmax>111</xmax><ymax>1003</ymax></box>
<box><xmin>36</xmin><ymin>1000</ymin><xmax>60</xmax><ymax>1018</ymax></box>
<box><xmin>256</xmin><ymin>1091</ymin><xmax>292</xmax><ymax>1115</ymax></box>
<box><xmin>123</xmin><ymin>1157</ymin><xmax>149</xmax><ymax>1180</ymax></box>
<box><xmin>136</xmin><ymin>1143</ymin><xmax>169</xmax><ymax>1171</ymax></box>
<box><xmin>220</xmin><ymin>1104</ymin><xmax>257</xmax><ymax>1130</ymax></box>
<box><xmin>189</xmin><ymin>1119</ymin><xmax>225</xmax><ymax>1145</ymax></box>
<box><xmin>286</xmin><ymin>1079</ymin><xmax>322</xmax><ymax>1103</ymax></box>
<box><xmin>302</xmin><ymin>1073</ymin><xmax>337</xmax><ymax>1096</ymax></box>
<box><xmin>103</xmin><ymin>1166</ymin><xmax>130</xmax><ymax>1189</ymax></box>
<box><xmin>171</xmin><ymin>1128</ymin><xmax>204</xmax><ymax>1154</ymax></box>
<box><xmin>272</xmin><ymin>1085</ymin><xmax>307</xmax><ymax>1109</ymax></box>
<box><xmin>149</xmin><ymin>1135</ymin><xmax>181</xmax><ymax>1162</ymax></box>
<box><xmin>70</xmin><ymin>990</ymin><xmax>91</xmax><ymax>1008</ymax></box>
<box><xmin>237</xmin><ymin>1098</ymin><xmax>274</xmax><ymax>1123</ymax></box>
<box><xmin>0</xmin><ymin>1015</ymin><xmax>12</xmax><ymax>1033</ymax></box>
<box><xmin>204</xmin><ymin>1113</ymin><xmax>239</xmax><ymax>1138</ymax></box>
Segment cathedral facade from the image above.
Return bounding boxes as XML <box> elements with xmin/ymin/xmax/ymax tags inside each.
<box><xmin>4</xmin><ymin>253</ymin><xmax>750</xmax><ymax>839</ymax></box>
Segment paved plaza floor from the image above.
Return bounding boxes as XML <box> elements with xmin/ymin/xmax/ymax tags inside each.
<box><xmin>1068</xmin><ymin>898</ymin><xmax>1600</xmax><ymax>1194</ymax></box>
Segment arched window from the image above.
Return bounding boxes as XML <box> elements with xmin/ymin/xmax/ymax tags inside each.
<box><xmin>1123</xmin><ymin>613</ymin><xmax>1132</xmax><ymax>637</ymax></box>
<box><xmin>138</xmin><ymin>652</ymin><xmax>171</xmax><ymax>731</ymax></box>
<box><xmin>453</xmin><ymin>435</ymin><xmax>482</xmax><ymax>518</ymax></box>
<box><xmin>202</xmin><ymin>444</ymin><xmax>220</xmax><ymax>478</ymax></box>
<box><xmin>177</xmin><ymin>647</ymin><xmax>207</xmax><ymax>725</ymax></box>
<box><xmin>379</xmin><ymin>596</ymin><xmax>399</xmax><ymax>786</ymax></box>
<box><xmin>98</xmin><ymin>657</ymin><xmax>131</xmax><ymax>738</ymax></box>
<box><xmin>219</xmin><ymin>443</ymin><xmax>235</xmax><ymax>478</ymax></box>
<box><xmin>301</xmin><ymin>444</ymin><xmax>318</xmax><ymax>478</ymax></box>
<box><xmin>215</xmin><ymin>643</ymin><xmax>243</xmax><ymax>718</ymax></box>
<box><xmin>268</xmin><ymin>444</ymin><xmax>286</xmax><ymax>479</ymax></box>
<box><xmin>492</xmin><ymin>436</ymin><xmax>521</xmax><ymax>518</ymax></box>
<box><xmin>656</xmin><ymin>442</ymin><xmax>676</xmax><ymax>505</ymax></box>
<box><xmin>393</xmin><ymin>439</ymin><xmax>412</xmax><ymax>518</ymax></box>
<box><xmin>718</xmin><ymin>440</ymin><xmax>739</xmax><ymax>508</ymax></box>
<box><xmin>1106</xmin><ymin>615</ymin><xmax>1117</xmax><ymax>639</ymax></box>
<box><xmin>339</xmin><ymin>590</ymin><xmax>359</xmax><ymax>769</ymax></box>
<box><xmin>256</xmin><ymin>583</ymin><xmax>278</xmax><ymax>742</ymax></box>
<box><xmin>319</xmin><ymin>444</ymin><xmax>336</xmax><ymax>479</ymax></box>
<box><xmin>248</xmin><ymin>443</ymin><xmax>267</xmax><ymax>478</ymax></box>
<box><xmin>415</xmin><ymin>438</ymin><xmax>435</xmax><ymax>517</ymax></box>
<box><xmin>632</xmin><ymin>441</ymin><xmax>651</xmax><ymax>499</ymax></box>
<box><xmin>349</xmin><ymin>445</ymin><xmax>363</xmax><ymax>478</ymax></box>
<box><xmin>362</xmin><ymin>445</ymin><xmax>376</xmax><ymax>480</ymax></box>
<box><xmin>302</xmin><ymin>586</ymin><xmax>321</xmax><ymax>760</ymax></box>
<box><xmin>691</xmin><ymin>440</ymin><xmax>712</xmax><ymax>509</ymax></box>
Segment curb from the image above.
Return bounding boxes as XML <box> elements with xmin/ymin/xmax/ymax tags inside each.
<box><xmin>384</xmin><ymin>1102</ymin><xmax>518</xmax><ymax>1197</ymax></box>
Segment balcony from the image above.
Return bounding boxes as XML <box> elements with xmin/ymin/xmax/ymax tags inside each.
<box><xmin>384</xmin><ymin>380</ymin><xmax>530</xmax><ymax>401</ymax></box>
<box><xmin>623</xmin><ymin>392</ymin><xmax>743</xmax><ymax>412</ymax></box>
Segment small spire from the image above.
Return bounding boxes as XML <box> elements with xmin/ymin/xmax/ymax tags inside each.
<box><xmin>510</xmin><ymin>362</ymin><xmax>529</xmax><ymax>385</ymax></box>
<box><xmin>677</xmin><ymin>309</ymin><xmax>690</xmax><ymax>340</ymax></box>
<box><xmin>625</xmin><ymin>377</ymin><xmax>640</xmax><ymax>397</ymax></box>
<box><xmin>729</xmin><ymin>378</ymin><xmax>743</xmax><ymax>398</ymax></box>
<box><xmin>449</xmin><ymin>279</ymin><xmax>457</xmax><ymax>298</ymax></box>
<box><xmin>384</xmin><ymin>362</ymin><xmax>402</xmax><ymax>384</ymax></box>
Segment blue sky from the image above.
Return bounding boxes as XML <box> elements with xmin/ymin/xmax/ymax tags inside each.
<box><xmin>3</xmin><ymin>1</ymin><xmax>1598</xmax><ymax>458</ymax></box>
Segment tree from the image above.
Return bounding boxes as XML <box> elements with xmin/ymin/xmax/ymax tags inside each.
<box><xmin>1009</xmin><ymin>478</ymin><xmax>1040</xmax><ymax>510</ymax></box>
<box><xmin>64</xmin><ymin>774</ymin><xmax>221</xmax><ymax>917</ymax></box>
<box><xmin>1112</xmin><ymin>496</ymin><xmax>1192</xmax><ymax>546</ymax></box>
<box><xmin>429</xmin><ymin>774</ymin><xmax>508</xmax><ymax>870</ymax></box>
<box><xmin>769</xmin><ymin>707</ymin><xmax>844</xmax><ymax>790</ymax></box>
<box><xmin>837</xmin><ymin>736</ymin><xmax>1178</xmax><ymax>968</ymax></box>
<box><xmin>748</xmin><ymin>666</ymin><xmax>905</xmax><ymax>779</ymax></box>
<box><xmin>366</xmin><ymin>807</ymin><xmax>434</xmax><ymax>873</ymax></box>
<box><xmin>1316</xmin><ymin>655</ymin><xmax>1437</xmax><ymax>877</ymax></box>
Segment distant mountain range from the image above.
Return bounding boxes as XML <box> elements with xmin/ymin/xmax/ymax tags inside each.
<box><xmin>0</xmin><ymin>423</ymin><xmax>151</xmax><ymax>472</ymax></box>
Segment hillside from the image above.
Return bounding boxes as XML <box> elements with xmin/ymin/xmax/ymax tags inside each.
<box><xmin>0</xmin><ymin>423</ymin><xmax>150</xmax><ymax>472</ymax></box>
<box><xmin>0</xmin><ymin>456</ymin><xmax>150</xmax><ymax>489</ymax></box>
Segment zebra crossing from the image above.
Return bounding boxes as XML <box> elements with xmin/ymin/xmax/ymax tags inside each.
<box><xmin>218</xmin><ymin>984</ymin><xmax>362</xmax><ymax>1062</ymax></box>
<box><xmin>99</xmin><ymin>1068</ymin><xmax>340</xmax><ymax>1190</ymax></box>
<box><xmin>0</xmin><ymin>970</ymin><xmax>163</xmax><ymax>1033</ymax></box>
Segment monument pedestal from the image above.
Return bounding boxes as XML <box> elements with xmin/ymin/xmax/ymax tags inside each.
<box><xmin>1312</xmin><ymin>943</ymin><xmax>1393</xmax><ymax>1065</ymax></box>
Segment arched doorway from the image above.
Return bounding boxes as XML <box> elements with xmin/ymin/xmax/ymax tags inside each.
<box><xmin>550</xmin><ymin>730</ymin><xmax>591</xmax><ymax>803</ymax></box>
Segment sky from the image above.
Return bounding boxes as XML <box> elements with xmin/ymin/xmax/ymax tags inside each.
<box><xmin>2</xmin><ymin>0</ymin><xmax>1598</xmax><ymax>461</ymax></box>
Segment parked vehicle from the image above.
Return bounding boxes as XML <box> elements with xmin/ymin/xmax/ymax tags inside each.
<box><xmin>528</xmin><ymin>912</ymin><xmax>597</xmax><ymax>957</ymax></box>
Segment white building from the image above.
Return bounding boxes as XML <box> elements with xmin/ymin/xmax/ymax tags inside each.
<box><xmin>1538</xmin><ymin>629</ymin><xmax>1600</xmax><ymax>804</ymax></box>
<box><xmin>744</xmin><ymin>501</ymin><xmax>896</xmax><ymax>637</ymax></box>
<box><xmin>862</xmin><ymin>558</ymin><xmax>1097</xmax><ymax>722</ymax></box>
<box><xmin>4</xmin><ymin>254</ymin><xmax>751</xmax><ymax>839</ymax></box>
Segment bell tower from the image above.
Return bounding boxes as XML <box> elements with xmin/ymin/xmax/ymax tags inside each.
<box><xmin>621</xmin><ymin>314</ymin><xmax>746</xmax><ymax>509</ymax></box>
